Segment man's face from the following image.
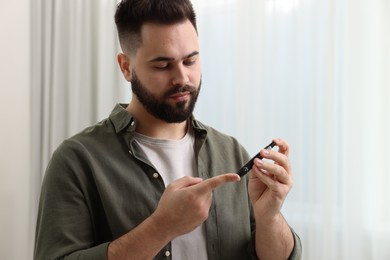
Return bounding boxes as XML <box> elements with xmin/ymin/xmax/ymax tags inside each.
<box><xmin>129</xmin><ymin>19</ymin><xmax>202</xmax><ymax>123</ymax></box>
<box><xmin>131</xmin><ymin>70</ymin><xmax>201</xmax><ymax>123</ymax></box>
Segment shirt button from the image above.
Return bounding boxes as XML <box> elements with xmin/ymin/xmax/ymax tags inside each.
<box><xmin>164</xmin><ymin>250</ymin><xmax>171</xmax><ymax>257</ymax></box>
<box><xmin>153</xmin><ymin>173</ymin><xmax>159</xmax><ymax>179</ymax></box>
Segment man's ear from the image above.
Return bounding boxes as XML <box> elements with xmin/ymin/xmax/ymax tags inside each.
<box><xmin>117</xmin><ymin>53</ymin><xmax>132</xmax><ymax>82</ymax></box>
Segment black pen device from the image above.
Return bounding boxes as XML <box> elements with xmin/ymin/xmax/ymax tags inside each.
<box><xmin>237</xmin><ymin>141</ymin><xmax>276</xmax><ymax>177</ymax></box>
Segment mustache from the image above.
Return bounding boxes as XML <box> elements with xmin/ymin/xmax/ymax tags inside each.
<box><xmin>163</xmin><ymin>85</ymin><xmax>197</xmax><ymax>98</ymax></box>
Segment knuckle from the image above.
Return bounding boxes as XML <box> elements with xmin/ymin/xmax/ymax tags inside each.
<box><xmin>183</xmin><ymin>176</ymin><xmax>192</xmax><ymax>182</ymax></box>
<box><xmin>276</xmin><ymin>166</ymin><xmax>285</xmax><ymax>176</ymax></box>
<box><xmin>206</xmin><ymin>180</ymin><xmax>216</xmax><ymax>190</ymax></box>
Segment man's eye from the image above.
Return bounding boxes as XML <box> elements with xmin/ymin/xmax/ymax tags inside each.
<box><xmin>184</xmin><ymin>59</ymin><xmax>196</xmax><ymax>66</ymax></box>
<box><xmin>154</xmin><ymin>63</ymin><xmax>169</xmax><ymax>70</ymax></box>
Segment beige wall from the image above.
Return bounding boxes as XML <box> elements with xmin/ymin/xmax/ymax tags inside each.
<box><xmin>0</xmin><ymin>1</ymin><xmax>33</xmax><ymax>259</ymax></box>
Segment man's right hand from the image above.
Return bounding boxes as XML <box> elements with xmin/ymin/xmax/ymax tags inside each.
<box><xmin>150</xmin><ymin>173</ymin><xmax>240</xmax><ymax>239</ymax></box>
<box><xmin>108</xmin><ymin>173</ymin><xmax>240</xmax><ymax>260</ymax></box>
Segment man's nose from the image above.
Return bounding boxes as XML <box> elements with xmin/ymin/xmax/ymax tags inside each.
<box><xmin>172</xmin><ymin>65</ymin><xmax>190</xmax><ymax>86</ymax></box>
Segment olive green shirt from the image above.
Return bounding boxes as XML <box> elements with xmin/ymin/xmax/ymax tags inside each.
<box><xmin>34</xmin><ymin>104</ymin><xmax>302</xmax><ymax>260</ymax></box>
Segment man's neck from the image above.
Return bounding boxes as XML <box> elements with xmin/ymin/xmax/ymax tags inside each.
<box><xmin>126</xmin><ymin>102</ymin><xmax>188</xmax><ymax>140</ymax></box>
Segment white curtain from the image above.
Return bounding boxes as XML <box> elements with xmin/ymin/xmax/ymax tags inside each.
<box><xmin>31</xmin><ymin>0</ymin><xmax>129</xmax><ymax>179</ymax></box>
<box><xmin>194</xmin><ymin>0</ymin><xmax>390</xmax><ymax>259</ymax></box>
<box><xmin>32</xmin><ymin>0</ymin><xmax>390</xmax><ymax>259</ymax></box>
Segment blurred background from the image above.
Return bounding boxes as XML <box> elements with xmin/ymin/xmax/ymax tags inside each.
<box><xmin>1</xmin><ymin>0</ymin><xmax>389</xmax><ymax>259</ymax></box>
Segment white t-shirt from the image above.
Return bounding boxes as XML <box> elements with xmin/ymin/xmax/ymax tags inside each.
<box><xmin>134</xmin><ymin>129</ymin><xmax>208</xmax><ymax>260</ymax></box>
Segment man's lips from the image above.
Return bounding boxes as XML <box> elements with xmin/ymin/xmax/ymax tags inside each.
<box><xmin>169</xmin><ymin>92</ymin><xmax>191</xmax><ymax>102</ymax></box>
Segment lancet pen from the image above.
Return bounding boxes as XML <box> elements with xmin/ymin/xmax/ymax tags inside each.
<box><xmin>237</xmin><ymin>141</ymin><xmax>276</xmax><ymax>177</ymax></box>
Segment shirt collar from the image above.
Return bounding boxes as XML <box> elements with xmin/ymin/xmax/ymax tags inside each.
<box><xmin>109</xmin><ymin>103</ymin><xmax>207</xmax><ymax>135</ymax></box>
<box><xmin>109</xmin><ymin>103</ymin><xmax>135</xmax><ymax>133</ymax></box>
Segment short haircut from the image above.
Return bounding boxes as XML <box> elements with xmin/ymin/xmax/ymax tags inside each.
<box><xmin>114</xmin><ymin>0</ymin><xmax>197</xmax><ymax>54</ymax></box>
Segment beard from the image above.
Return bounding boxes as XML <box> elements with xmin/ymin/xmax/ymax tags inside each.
<box><xmin>130</xmin><ymin>71</ymin><xmax>201</xmax><ymax>123</ymax></box>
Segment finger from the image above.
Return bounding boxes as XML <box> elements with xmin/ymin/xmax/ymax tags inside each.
<box><xmin>254</xmin><ymin>158</ymin><xmax>291</xmax><ymax>185</ymax></box>
<box><xmin>251</xmin><ymin>165</ymin><xmax>280</xmax><ymax>190</ymax></box>
<box><xmin>252</xmin><ymin>163</ymin><xmax>292</xmax><ymax>195</ymax></box>
<box><xmin>272</xmin><ymin>138</ymin><xmax>290</xmax><ymax>157</ymax></box>
<box><xmin>260</xmin><ymin>148</ymin><xmax>292</xmax><ymax>174</ymax></box>
<box><xmin>195</xmin><ymin>173</ymin><xmax>240</xmax><ymax>193</ymax></box>
<box><xmin>168</xmin><ymin>176</ymin><xmax>203</xmax><ymax>190</ymax></box>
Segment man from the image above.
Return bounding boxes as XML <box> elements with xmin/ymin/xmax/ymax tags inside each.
<box><xmin>34</xmin><ymin>0</ymin><xmax>302</xmax><ymax>259</ymax></box>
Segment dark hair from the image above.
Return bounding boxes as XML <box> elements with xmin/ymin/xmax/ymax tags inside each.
<box><xmin>115</xmin><ymin>0</ymin><xmax>197</xmax><ymax>54</ymax></box>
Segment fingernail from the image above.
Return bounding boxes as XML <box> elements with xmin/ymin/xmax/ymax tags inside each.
<box><xmin>262</xmin><ymin>149</ymin><xmax>269</xmax><ymax>155</ymax></box>
<box><xmin>254</xmin><ymin>158</ymin><xmax>263</xmax><ymax>165</ymax></box>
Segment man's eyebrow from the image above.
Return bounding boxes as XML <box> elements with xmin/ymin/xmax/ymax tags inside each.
<box><xmin>185</xmin><ymin>51</ymin><xmax>199</xmax><ymax>59</ymax></box>
<box><xmin>149</xmin><ymin>51</ymin><xmax>199</xmax><ymax>63</ymax></box>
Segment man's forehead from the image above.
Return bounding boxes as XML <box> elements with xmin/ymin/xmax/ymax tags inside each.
<box><xmin>140</xmin><ymin>20</ymin><xmax>198</xmax><ymax>44</ymax></box>
<box><xmin>137</xmin><ymin>20</ymin><xmax>199</xmax><ymax>59</ymax></box>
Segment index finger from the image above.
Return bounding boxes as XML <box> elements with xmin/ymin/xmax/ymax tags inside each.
<box><xmin>195</xmin><ymin>173</ymin><xmax>240</xmax><ymax>193</ymax></box>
